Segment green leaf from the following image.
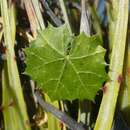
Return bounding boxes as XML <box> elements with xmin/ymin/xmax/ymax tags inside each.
<box><xmin>25</xmin><ymin>25</ymin><xmax>107</xmax><ymax>101</ymax></box>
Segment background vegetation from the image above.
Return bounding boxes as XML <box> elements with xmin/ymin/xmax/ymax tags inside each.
<box><xmin>0</xmin><ymin>0</ymin><xmax>130</xmax><ymax>130</ymax></box>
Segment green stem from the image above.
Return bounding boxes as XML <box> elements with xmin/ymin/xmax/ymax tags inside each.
<box><xmin>1</xmin><ymin>1</ymin><xmax>31</xmax><ymax>130</ymax></box>
<box><xmin>94</xmin><ymin>1</ymin><xmax>129</xmax><ymax>130</ymax></box>
<box><xmin>118</xmin><ymin>41</ymin><xmax>130</xmax><ymax>125</ymax></box>
<box><xmin>127</xmin><ymin>44</ymin><xmax>130</xmax><ymax>102</ymax></box>
<box><xmin>8</xmin><ymin>2</ymin><xmax>16</xmax><ymax>44</ymax></box>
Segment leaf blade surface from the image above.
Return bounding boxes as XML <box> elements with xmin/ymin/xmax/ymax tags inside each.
<box><xmin>25</xmin><ymin>25</ymin><xmax>107</xmax><ymax>101</ymax></box>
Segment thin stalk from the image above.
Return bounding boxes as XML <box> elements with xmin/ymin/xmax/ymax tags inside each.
<box><xmin>2</xmin><ymin>64</ymin><xmax>29</xmax><ymax>130</ymax></box>
<box><xmin>94</xmin><ymin>1</ymin><xmax>129</xmax><ymax>130</ymax></box>
<box><xmin>1</xmin><ymin>1</ymin><xmax>31</xmax><ymax>130</ymax></box>
<box><xmin>118</xmin><ymin>41</ymin><xmax>130</xmax><ymax>125</ymax></box>
<box><xmin>8</xmin><ymin>2</ymin><xmax>16</xmax><ymax>44</ymax></box>
<box><xmin>59</xmin><ymin>0</ymin><xmax>72</xmax><ymax>34</ymax></box>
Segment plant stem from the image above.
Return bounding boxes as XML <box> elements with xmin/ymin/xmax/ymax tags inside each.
<box><xmin>8</xmin><ymin>2</ymin><xmax>16</xmax><ymax>44</ymax></box>
<box><xmin>1</xmin><ymin>1</ymin><xmax>31</xmax><ymax>130</ymax></box>
<box><xmin>94</xmin><ymin>1</ymin><xmax>129</xmax><ymax>130</ymax></box>
<box><xmin>118</xmin><ymin>38</ymin><xmax>130</xmax><ymax>125</ymax></box>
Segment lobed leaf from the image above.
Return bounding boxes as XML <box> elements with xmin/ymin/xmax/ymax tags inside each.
<box><xmin>25</xmin><ymin>25</ymin><xmax>107</xmax><ymax>101</ymax></box>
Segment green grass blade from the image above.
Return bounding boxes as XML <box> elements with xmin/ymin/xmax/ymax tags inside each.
<box><xmin>2</xmin><ymin>64</ymin><xmax>29</xmax><ymax>130</ymax></box>
<box><xmin>8</xmin><ymin>2</ymin><xmax>16</xmax><ymax>45</ymax></box>
<box><xmin>94</xmin><ymin>1</ymin><xmax>129</xmax><ymax>130</ymax></box>
<box><xmin>1</xmin><ymin>0</ymin><xmax>31</xmax><ymax>130</ymax></box>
